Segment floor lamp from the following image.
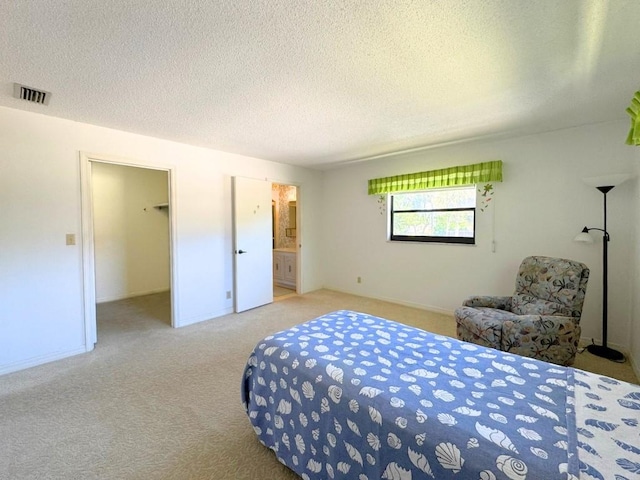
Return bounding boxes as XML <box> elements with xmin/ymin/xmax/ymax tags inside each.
<box><xmin>574</xmin><ymin>173</ymin><xmax>631</xmax><ymax>362</ymax></box>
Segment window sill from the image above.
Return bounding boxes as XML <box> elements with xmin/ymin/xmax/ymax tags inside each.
<box><xmin>386</xmin><ymin>239</ymin><xmax>477</xmax><ymax>246</ymax></box>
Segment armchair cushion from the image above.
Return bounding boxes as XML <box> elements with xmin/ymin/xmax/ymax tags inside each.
<box><xmin>511</xmin><ymin>293</ymin><xmax>574</xmax><ymax>317</ymax></box>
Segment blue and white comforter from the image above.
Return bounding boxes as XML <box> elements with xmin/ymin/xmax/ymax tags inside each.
<box><xmin>241</xmin><ymin>310</ymin><xmax>640</xmax><ymax>479</ymax></box>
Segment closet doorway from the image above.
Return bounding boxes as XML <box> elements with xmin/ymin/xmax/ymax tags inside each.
<box><xmin>80</xmin><ymin>154</ymin><xmax>177</xmax><ymax>347</ymax></box>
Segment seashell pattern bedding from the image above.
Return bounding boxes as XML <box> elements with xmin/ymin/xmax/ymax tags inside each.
<box><xmin>241</xmin><ymin>310</ymin><xmax>640</xmax><ymax>479</ymax></box>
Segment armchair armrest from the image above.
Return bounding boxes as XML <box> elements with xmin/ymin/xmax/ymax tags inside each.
<box><xmin>462</xmin><ymin>295</ymin><xmax>512</xmax><ymax>311</ymax></box>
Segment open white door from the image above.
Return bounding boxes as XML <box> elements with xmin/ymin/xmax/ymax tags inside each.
<box><xmin>233</xmin><ymin>176</ymin><xmax>273</xmax><ymax>312</ymax></box>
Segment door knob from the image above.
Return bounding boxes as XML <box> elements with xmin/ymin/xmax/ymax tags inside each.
<box><xmin>236</xmin><ymin>249</ymin><xmax>247</xmax><ymax>254</ymax></box>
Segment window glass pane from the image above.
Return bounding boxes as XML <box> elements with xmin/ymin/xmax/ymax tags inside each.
<box><xmin>392</xmin><ymin>187</ymin><xmax>475</xmax><ymax>211</ymax></box>
<box><xmin>392</xmin><ymin>211</ymin><xmax>474</xmax><ymax>238</ymax></box>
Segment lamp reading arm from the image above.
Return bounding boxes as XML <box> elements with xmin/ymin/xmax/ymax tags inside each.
<box><xmin>581</xmin><ymin>226</ymin><xmax>609</xmax><ymax>241</ymax></box>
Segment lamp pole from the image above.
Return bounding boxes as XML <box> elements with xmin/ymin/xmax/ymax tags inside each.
<box><xmin>600</xmin><ymin>186</ymin><xmax>610</xmax><ymax>350</ymax></box>
<box><xmin>576</xmin><ymin>173</ymin><xmax>632</xmax><ymax>362</ymax></box>
<box><xmin>585</xmin><ymin>186</ymin><xmax>624</xmax><ymax>362</ymax></box>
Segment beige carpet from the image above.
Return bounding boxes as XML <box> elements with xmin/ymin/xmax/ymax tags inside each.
<box><xmin>273</xmin><ymin>285</ymin><xmax>296</xmax><ymax>298</ymax></box>
<box><xmin>1</xmin><ymin>289</ymin><xmax>637</xmax><ymax>479</ymax></box>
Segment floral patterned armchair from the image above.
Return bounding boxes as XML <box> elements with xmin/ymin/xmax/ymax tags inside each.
<box><xmin>455</xmin><ymin>256</ymin><xmax>590</xmax><ymax>365</ymax></box>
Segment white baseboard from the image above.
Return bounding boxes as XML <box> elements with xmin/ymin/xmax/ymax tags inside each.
<box><xmin>322</xmin><ymin>287</ymin><xmax>455</xmax><ymax>317</ymax></box>
<box><xmin>175</xmin><ymin>306</ymin><xmax>234</xmax><ymax>328</ymax></box>
<box><xmin>0</xmin><ymin>345</ymin><xmax>89</xmax><ymax>376</ymax></box>
<box><xmin>96</xmin><ymin>288</ymin><xmax>170</xmax><ymax>304</ymax></box>
<box><xmin>578</xmin><ymin>336</ymin><xmax>627</xmax><ymax>355</ymax></box>
<box><xmin>579</xmin><ymin>336</ymin><xmax>640</xmax><ymax>380</ymax></box>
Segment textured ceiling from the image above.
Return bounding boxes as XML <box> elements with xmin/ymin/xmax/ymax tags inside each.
<box><xmin>2</xmin><ymin>1</ymin><xmax>640</xmax><ymax>169</ymax></box>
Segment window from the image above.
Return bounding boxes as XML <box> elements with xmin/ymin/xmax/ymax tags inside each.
<box><xmin>389</xmin><ymin>186</ymin><xmax>476</xmax><ymax>244</ymax></box>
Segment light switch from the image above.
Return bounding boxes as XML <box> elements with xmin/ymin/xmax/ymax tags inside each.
<box><xmin>66</xmin><ymin>234</ymin><xmax>76</xmax><ymax>246</ymax></box>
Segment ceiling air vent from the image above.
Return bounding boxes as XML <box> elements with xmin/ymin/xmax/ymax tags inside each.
<box><xmin>13</xmin><ymin>83</ymin><xmax>51</xmax><ymax>105</ymax></box>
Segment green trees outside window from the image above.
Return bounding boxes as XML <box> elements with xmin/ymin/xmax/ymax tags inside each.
<box><xmin>390</xmin><ymin>186</ymin><xmax>476</xmax><ymax>244</ymax></box>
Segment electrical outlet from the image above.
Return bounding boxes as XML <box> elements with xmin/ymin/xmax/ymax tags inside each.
<box><xmin>226</xmin><ymin>291</ymin><xmax>231</xmax><ymax>299</ymax></box>
<box><xmin>66</xmin><ymin>234</ymin><xmax>76</xmax><ymax>246</ymax></box>
<box><xmin>357</xmin><ymin>277</ymin><xmax>362</xmax><ymax>284</ymax></box>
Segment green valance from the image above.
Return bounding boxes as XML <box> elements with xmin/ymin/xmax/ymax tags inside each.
<box><xmin>368</xmin><ymin>160</ymin><xmax>503</xmax><ymax>195</ymax></box>
<box><xmin>626</xmin><ymin>90</ymin><xmax>640</xmax><ymax>146</ymax></box>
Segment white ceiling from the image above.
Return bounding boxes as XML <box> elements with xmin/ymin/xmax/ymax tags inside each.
<box><xmin>2</xmin><ymin>1</ymin><xmax>640</xmax><ymax>169</ymax></box>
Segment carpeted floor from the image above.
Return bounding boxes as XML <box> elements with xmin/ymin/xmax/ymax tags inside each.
<box><xmin>273</xmin><ymin>285</ymin><xmax>296</xmax><ymax>298</ymax></box>
<box><xmin>1</xmin><ymin>289</ymin><xmax>637</xmax><ymax>479</ymax></box>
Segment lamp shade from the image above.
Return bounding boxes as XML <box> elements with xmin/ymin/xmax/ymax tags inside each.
<box><xmin>574</xmin><ymin>228</ymin><xmax>594</xmax><ymax>243</ymax></box>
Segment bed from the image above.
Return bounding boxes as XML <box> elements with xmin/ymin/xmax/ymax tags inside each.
<box><xmin>241</xmin><ymin>310</ymin><xmax>640</xmax><ymax>479</ymax></box>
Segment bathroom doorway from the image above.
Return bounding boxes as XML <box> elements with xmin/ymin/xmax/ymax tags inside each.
<box><xmin>271</xmin><ymin>183</ymin><xmax>298</xmax><ymax>298</ymax></box>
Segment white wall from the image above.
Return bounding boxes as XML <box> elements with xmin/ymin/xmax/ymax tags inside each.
<box><xmin>322</xmin><ymin>120</ymin><xmax>637</xmax><ymax>354</ymax></box>
<box><xmin>3</xmin><ymin>102</ymin><xmax>637</xmax><ymax>375</ymax></box>
<box><xmin>0</xmin><ymin>106</ymin><xmax>324</xmax><ymax>375</ymax></box>
<box><xmin>92</xmin><ymin>163</ymin><xmax>170</xmax><ymax>302</ymax></box>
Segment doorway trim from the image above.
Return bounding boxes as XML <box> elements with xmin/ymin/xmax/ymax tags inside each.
<box><xmin>79</xmin><ymin>151</ymin><xmax>178</xmax><ymax>348</ymax></box>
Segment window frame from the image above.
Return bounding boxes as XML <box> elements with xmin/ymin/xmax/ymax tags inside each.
<box><xmin>388</xmin><ymin>186</ymin><xmax>476</xmax><ymax>245</ymax></box>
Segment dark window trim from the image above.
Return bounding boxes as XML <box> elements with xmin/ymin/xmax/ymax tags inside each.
<box><xmin>393</xmin><ymin>207</ymin><xmax>473</xmax><ymax>214</ymax></box>
<box><xmin>389</xmin><ymin>234</ymin><xmax>475</xmax><ymax>244</ymax></box>
<box><xmin>389</xmin><ymin>193</ymin><xmax>476</xmax><ymax>245</ymax></box>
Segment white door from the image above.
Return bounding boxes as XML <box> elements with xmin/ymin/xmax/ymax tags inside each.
<box><xmin>233</xmin><ymin>176</ymin><xmax>273</xmax><ymax>312</ymax></box>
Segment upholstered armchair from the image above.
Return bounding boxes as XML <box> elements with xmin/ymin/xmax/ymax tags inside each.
<box><xmin>455</xmin><ymin>256</ymin><xmax>590</xmax><ymax>366</ymax></box>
